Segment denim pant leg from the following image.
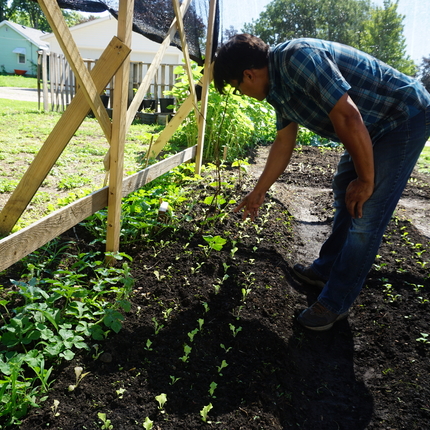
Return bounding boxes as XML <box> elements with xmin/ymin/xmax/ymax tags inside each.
<box><xmin>311</xmin><ymin>151</ymin><xmax>357</xmax><ymax>281</ymax></box>
<box><xmin>314</xmin><ymin>109</ymin><xmax>430</xmax><ymax>314</ymax></box>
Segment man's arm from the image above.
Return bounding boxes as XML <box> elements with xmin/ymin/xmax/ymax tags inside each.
<box><xmin>234</xmin><ymin>122</ymin><xmax>298</xmax><ymax>220</ymax></box>
<box><xmin>329</xmin><ymin>92</ymin><xmax>375</xmax><ymax>218</ymax></box>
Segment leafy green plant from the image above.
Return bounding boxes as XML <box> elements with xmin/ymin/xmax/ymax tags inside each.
<box><xmin>208</xmin><ymin>381</ymin><xmax>217</xmax><ymax>397</ymax></box>
<box><xmin>416</xmin><ymin>333</ymin><xmax>429</xmax><ymax>344</ymax></box>
<box><xmin>165</xmin><ymin>64</ymin><xmax>276</xmax><ymax>162</ymax></box>
<box><xmin>180</xmin><ymin>344</ymin><xmax>192</xmax><ymax>362</ymax></box>
<box><xmin>217</xmin><ymin>360</ymin><xmax>228</xmax><ymax>375</ymax></box>
<box><xmin>98</xmin><ymin>412</ymin><xmax>113</xmax><ymax>429</ymax></box>
<box><xmin>68</xmin><ymin>366</ymin><xmax>90</xmax><ymax>392</ymax></box>
<box><xmin>229</xmin><ymin>323</ymin><xmax>242</xmax><ymax>338</ymax></box>
<box><xmin>200</xmin><ymin>403</ymin><xmax>213</xmax><ymax>423</ymax></box>
<box><xmin>199</xmin><ymin>235</ymin><xmax>227</xmax><ymax>257</ymax></box>
<box><xmin>142</xmin><ymin>416</ymin><xmax>153</xmax><ymax>429</ymax></box>
<box><xmin>0</xmin><ymin>247</ymin><xmax>134</xmax><ymax>426</ymax></box>
<box><xmin>155</xmin><ymin>393</ymin><xmax>167</xmax><ymax>412</ymax></box>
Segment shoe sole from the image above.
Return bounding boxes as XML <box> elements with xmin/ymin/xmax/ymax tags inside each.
<box><xmin>292</xmin><ymin>267</ymin><xmax>326</xmax><ymax>289</ymax></box>
<box><xmin>298</xmin><ymin>311</ymin><xmax>349</xmax><ymax>331</ymax></box>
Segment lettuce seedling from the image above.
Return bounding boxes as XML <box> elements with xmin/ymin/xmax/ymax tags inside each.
<box><xmin>155</xmin><ymin>393</ymin><xmax>167</xmax><ymax>412</ymax></box>
<box><xmin>143</xmin><ymin>417</ymin><xmax>153</xmax><ymax>429</ymax></box>
<box><xmin>68</xmin><ymin>366</ymin><xmax>90</xmax><ymax>392</ymax></box>
<box><xmin>208</xmin><ymin>381</ymin><xmax>217</xmax><ymax>397</ymax></box>
<box><xmin>200</xmin><ymin>403</ymin><xmax>213</xmax><ymax>423</ymax></box>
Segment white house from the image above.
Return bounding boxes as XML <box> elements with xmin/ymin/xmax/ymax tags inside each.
<box><xmin>40</xmin><ymin>14</ymin><xmax>184</xmax><ymax>64</ymax></box>
<box><xmin>0</xmin><ymin>20</ymin><xmax>50</xmax><ymax>76</ymax></box>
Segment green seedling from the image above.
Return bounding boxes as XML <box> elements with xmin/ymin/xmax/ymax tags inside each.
<box><xmin>200</xmin><ymin>403</ymin><xmax>213</xmax><ymax>423</ymax></box>
<box><xmin>92</xmin><ymin>344</ymin><xmax>104</xmax><ymax>360</ymax></box>
<box><xmin>98</xmin><ymin>412</ymin><xmax>113</xmax><ymax>429</ymax></box>
<box><xmin>116</xmin><ymin>387</ymin><xmax>126</xmax><ymax>398</ymax></box>
<box><xmin>217</xmin><ymin>360</ymin><xmax>228</xmax><ymax>375</ymax></box>
<box><xmin>208</xmin><ymin>381</ymin><xmax>217</xmax><ymax>397</ymax></box>
<box><xmin>220</xmin><ymin>343</ymin><xmax>232</xmax><ymax>353</ymax></box>
<box><xmin>68</xmin><ymin>366</ymin><xmax>90</xmax><ymax>392</ymax></box>
<box><xmin>190</xmin><ymin>261</ymin><xmax>205</xmax><ymax>274</ymax></box>
<box><xmin>213</xmin><ymin>281</ymin><xmax>221</xmax><ymax>295</ymax></box>
<box><xmin>198</xmin><ymin>318</ymin><xmax>204</xmax><ymax>330</ymax></box>
<box><xmin>230</xmin><ymin>241</ymin><xmax>238</xmax><ymax>258</ymax></box>
<box><xmin>188</xmin><ymin>328</ymin><xmax>199</xmax><ymax>342</ymax></box>
<box><xmin>153</xmin><ymin>270</ymin><xmax>165</xmax><ymax>281</ymax></box>
<box><xmin>162</xmin><ymin>307</ymin><xmax>173</xmax><ymax>320</ymax></box>
<box><xmin>202</xmin><ymin>235</ymin><xmax>227</xmax><ymax>252</ymax></box>
<box><xmin>229</xmin><ymin>323</ymin><xmax>242</xmax><ymax>338</ymax></box>
<box><xmin>180</xmin><ymin>344</ymin><xmax>192</xmax><ymax>362</ymax></box>
<box><xmin>202</xmin><ymin>302</ymin><xmax>210</xmax><ymax>313</ymax></box>
<box><xmin>152</xmin><ymin>317</ymin><xmax>164</xmax><ymax>335</ymax></box>
<box><xmin>145</xmin><ymin>339</ymin><xmax>153</xmax><ymax>351</ymax></box>
<box><xmin>169</xmin><ymin>375</ymin><xmax>181</xmax><ymax>385</ymax></box>
<box><xmin>143</xmin><ymin>417</ymin><xmax>153</xmax><ymax>429</ymax></box>
<box><xmin>416</xmin><ymin>333</ymin><xmax>429</xmax><ymax>344</ymax></box>
<box><xmin>155</xmin><ymin>393</ymin><xmax>167</xmax><ymax>412</ymax></box>
<box><xmin>51</xmin><ymin>399</ymin><xmax>60</xmax><ymax>417</ymax></box>
<box><xmin>241</xmin><ymin>287</ymin><xmax>252</xmax><ymax>302</ymax></box>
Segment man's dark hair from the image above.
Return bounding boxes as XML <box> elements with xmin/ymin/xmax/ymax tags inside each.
<box><xmin>213</xmin><ymin>34</ymin><xmax>269</xmax><ymax>94</ymax></box>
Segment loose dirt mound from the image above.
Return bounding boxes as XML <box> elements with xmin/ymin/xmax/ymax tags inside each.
<box><xmin>17</xmin><ymin>146</ymin><xmax>430</xmax><ymax>430</ymax></box>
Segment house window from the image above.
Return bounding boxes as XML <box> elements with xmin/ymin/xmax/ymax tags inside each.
<box><xmin>12</xmin><ymin>48</ymin><xmax>26</xmax><ymax>65</ymax></box>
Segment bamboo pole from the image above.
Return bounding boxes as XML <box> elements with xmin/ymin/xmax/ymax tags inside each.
<box><xmin>125</xmin><ymin>0</ymin><xmax>192</xmax><ymax>130</ymax></box>
<box><xmin>105</xmin><ymin>0</ymin><xmax>135</xmax><ymax>256</ymax></box>
<box><xmin>195</xmin><ymin>0</ymin><xmax>217</xmax><ymax>174</ymax></box>
<box><xmin>172</xmin><ymin>0</ymin><xmax>199</xmax><ymax>119</ymax></box>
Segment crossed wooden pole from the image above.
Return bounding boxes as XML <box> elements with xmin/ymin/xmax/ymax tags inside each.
<box><xmin>0</xmin><ymin>0</ymin><xmax>217</xmax><ymax>260</ymax></box>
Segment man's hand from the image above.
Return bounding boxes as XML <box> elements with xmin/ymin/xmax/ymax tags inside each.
<box><xmin>234</xmin><ymin>189</ymin><xmax>266</xmax><ymax>221</ymax></box>
<box><xmin>234</xmin><ymin>123</ymin><xmax>298</xmax><ymax>222</ymax></box>
<box><xmin>345</xmin><ymin>178</ymin><xmax>374</xmax><ymax>218</ymax></box>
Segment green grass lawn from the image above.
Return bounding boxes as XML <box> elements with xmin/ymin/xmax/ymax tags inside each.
<box><xmin>0</xmin><ymin>98</ymin><xmax>163</xmax><ymax>230</ymax></box>
<box><xmin>0</xmin><ymin>74</ymin><xmax>38</xmax><ymax>88</ymax></box>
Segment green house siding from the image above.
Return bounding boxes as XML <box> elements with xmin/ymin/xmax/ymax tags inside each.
<box><xmin>0</xmin><ymin>23</ymin><xmax>44</xmax><ymax>76</ymax></box>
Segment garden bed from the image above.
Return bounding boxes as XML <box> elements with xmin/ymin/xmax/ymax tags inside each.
<box><xmin>8</xmin><ymin>146</ymin><xmax>430</xmax><ymax>429</ymax></box>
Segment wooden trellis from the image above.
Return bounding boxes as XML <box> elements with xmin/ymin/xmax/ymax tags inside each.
<box><xmin>0</xmin><ymin>0</ymin><xmax>218</xmax><ymax>270</ymax></box>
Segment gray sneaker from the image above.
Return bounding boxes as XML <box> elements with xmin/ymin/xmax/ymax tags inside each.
<box><xmin>298</xmin><ymin>301</ymin><xmax>349</xmax><ymax>331</ymax></box>
<box><xmin>293</xmin><ymin>264</ymin><xmax>326</xmax><ymax>289</ymax></box>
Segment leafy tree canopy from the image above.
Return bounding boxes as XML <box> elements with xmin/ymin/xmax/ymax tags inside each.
<box><xmin>243</xmin><ymin>0</ymin><xmax>417</xmax><ymax>75</ymax></box>
<box><xmin>359</xmin><ymin>0</ymin><xmax>417</xmax><ymax>75</ymax></box>
<box><xmin>417</xmin><ymin>57</ymin><xmax>430</xmax><ymax>93</ymax></box>
<box><xmin>3</xmin><ymin>0</ymin><xmax>94</xmax><ymax>31</ymax></box>
<box><xmin>242</xmin><ymin>0</ymin><xmax>371</xmax><ymax>47</ymax></box>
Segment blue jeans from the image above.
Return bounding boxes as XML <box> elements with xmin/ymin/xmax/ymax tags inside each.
<box><xmin>311</xmin><ymin>108</ymin><xmax>430</xmax><ymax>314</ymax></box>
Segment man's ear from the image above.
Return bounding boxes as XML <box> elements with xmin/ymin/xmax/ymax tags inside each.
<box><xmin>242</xmin><ymin>69</ymin><xmax>254</xmax><ymax>82</ymax></box>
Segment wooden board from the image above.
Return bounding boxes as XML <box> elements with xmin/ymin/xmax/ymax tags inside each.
<box><xmin>0</xmin><ymin>146</ymin><xmax>196</xmax><ymax>272</ymax></box>
<box><xmin>0</xmin><ymin>37</ymin><xmax>130</xmax><ymax>236</ymax></box>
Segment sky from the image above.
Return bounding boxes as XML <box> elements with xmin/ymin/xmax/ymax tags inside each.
<box><xmin>220</xmin><ymin>0</ymin><xmax>430</xmax><ymax>64</ymax></box>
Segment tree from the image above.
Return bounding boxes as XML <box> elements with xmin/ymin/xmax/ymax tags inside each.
<box><xmin>8</xmin><ymin>0</ymin><xmax>91</xmax><ymax>31</ymax></box>
<box><xmin>359</xmin><ymin>0</ymin><xmax>417</xmax><ymax>75</ymax></box>
<box><xmin>223</xmin><ymin>25</ymin><xmax>238</xmax><ymax>42</ymax></box>
<box><xmin>242</xmin><ymin>0</ymin><xmax>371</xmax><ymax>47</ymax></box>
<box><xmin>244</xmin><ymin>0</ymin><xmax>416</xmax><ymax>76</ymax></box>
<box><xmin>417</xmin><ymin>57</ymin><xmax>430</xmax><ymax>93</ymax></box>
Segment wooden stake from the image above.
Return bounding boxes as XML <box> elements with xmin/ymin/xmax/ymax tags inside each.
<box><xmin>0</xmin><ymin>38</ymin><xmax>130</xmax><ymax>236</ymax></box>
<box><xmin>105</xmin><ymin>0</ymin><xmax>135</xmax><ymax>257</ymax></box>
<box><xmin>195</xmin><ymin>0</ymin><xmax>217</xmax><ymax>174</ymax></box>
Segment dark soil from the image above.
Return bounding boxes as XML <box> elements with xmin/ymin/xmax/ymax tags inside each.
<box><xmin>16</xmin><ymin>146</ymin><xmax>430</xmax><ymax>429</ymax></box>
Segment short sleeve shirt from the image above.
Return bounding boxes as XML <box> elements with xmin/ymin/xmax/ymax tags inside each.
<box><xmin>266</xmin><ymin>38</ymin><xmax>430</xmax><ymax>141</ymax></box>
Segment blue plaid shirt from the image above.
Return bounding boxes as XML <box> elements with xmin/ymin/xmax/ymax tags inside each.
<box><xmin>267</xmin><ymin>38</ymin><xmax>430</xmax><ymax>141</ymax></box>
